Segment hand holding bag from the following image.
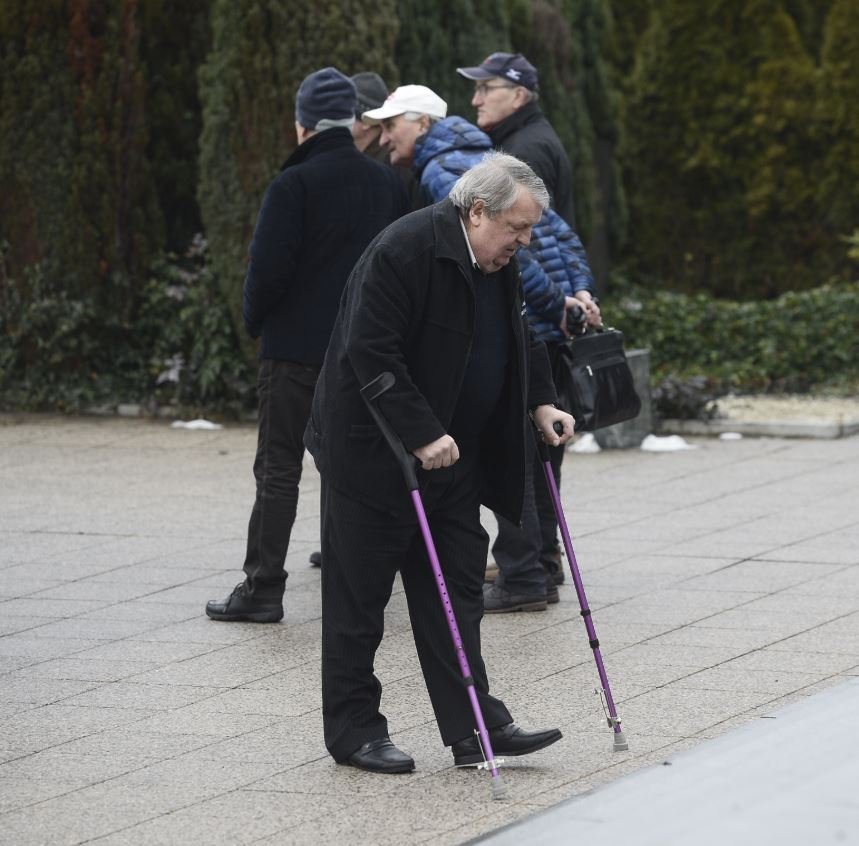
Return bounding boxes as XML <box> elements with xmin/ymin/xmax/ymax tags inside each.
<box><xmin>551</xmin><ymin>328</ymin><xmax>642</xmax><ymax>432</ymax></box>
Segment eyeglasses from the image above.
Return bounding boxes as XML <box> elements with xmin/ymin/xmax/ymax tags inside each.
<box><xmin>473</xmin><ymin>82</ymin><xmax>517</xmax><ymax>96</ymax></box>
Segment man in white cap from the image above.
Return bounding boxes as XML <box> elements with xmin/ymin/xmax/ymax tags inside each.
<box><xmin>361</xmin><ymin>84</ymin><xmax>448</xmax><ymax>170</ymax></box>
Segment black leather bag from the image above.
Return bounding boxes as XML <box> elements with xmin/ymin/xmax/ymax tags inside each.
<box><xmin>551</xmin><ymin>328</ymin><xmax>642</xmax><ymax>432</ymax></box>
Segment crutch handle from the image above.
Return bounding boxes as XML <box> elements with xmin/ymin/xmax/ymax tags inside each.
<box><xmin>532</xmin><ymin>420</ymin><xmax>565</xmax><ymax>462</ymax></box>
<box><xmin>360</xmin><ymin>372</ymin><xmax>419</xmax><ymax>490</ymax></box>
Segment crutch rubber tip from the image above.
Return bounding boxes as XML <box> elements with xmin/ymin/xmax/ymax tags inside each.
<box><xmin>613</xmin><ymin>730</ymin><xmax>629</xmax><ymax>752</ymax></box>
<box><xmin>491</xmin><ymin>776</ymin><xmax>508</xmax><ymax>801</ymax></box>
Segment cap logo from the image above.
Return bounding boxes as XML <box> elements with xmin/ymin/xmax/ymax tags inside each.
<box><xmin>505</xmin><ymin>69</ymin><xmax>521</xmax><ymax>81</ymax></box>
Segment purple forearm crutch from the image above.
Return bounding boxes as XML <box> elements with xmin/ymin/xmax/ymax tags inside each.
<box><xmin>361</xmin><ymin>372</ymin><xmax>507</xmax><ymax>800</ymax></box>
<box><xmin>537</xmin><ymin>423</ymin><xmax>628</xmax><ymax>752</ymax></box>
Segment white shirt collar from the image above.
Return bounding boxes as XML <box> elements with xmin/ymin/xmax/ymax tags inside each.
<box><xmin>458</xmin><ymin>215</ymin><xmax>481</xmax><ymax>271</ymax></box>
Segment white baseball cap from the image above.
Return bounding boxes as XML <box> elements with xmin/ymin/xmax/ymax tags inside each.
<box><xmin>361</xmin><ymin>85</ymin><xmax>448</xmax><ymax>124</ymax></box>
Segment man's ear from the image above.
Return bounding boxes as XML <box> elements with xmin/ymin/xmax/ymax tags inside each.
<box><xmin>513</xmin><ymin>87</ymin><xmax>531</xmax><ymax>108</ymax></box>
<box><xmin>469</xmin><ymin>200</ymin><xmax>487</xmax><ymax>226</ymax></box>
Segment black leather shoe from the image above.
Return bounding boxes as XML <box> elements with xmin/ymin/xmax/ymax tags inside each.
<box><xmin>205</xmin><ymin>582</ymin><xmax>283</xmax><ymax>623</ymax></box>
<box><xmin>345</xmin><ymin>738</ymin><xmax>415</xmax><ymax>774</ymax></box>
<box><xmin>483</xmin><ymin>582</ymin><xmax>547</xmax><ymax>613</ymax></box>
<box><xmin>545</xmin><ymin>574</ymin><xmax>559</xmax><ymax>605</ymax></box>
<box><xmin>451</xmin><ymin>723</ymin><xmax>562</xmax><ymax>767</ymax></box>
<box><xmin>543</xmin><ymin>547</ymin><xmax>565</xmax><ymax>585</ymax></box>
<box><xmin>309</xmin><ymin>551</ymin><xmax>322</xmax><ymax>568</ymax></box>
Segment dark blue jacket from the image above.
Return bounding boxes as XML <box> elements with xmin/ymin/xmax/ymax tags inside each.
<box><xmin>520</xmin><ymin>217</ymin><xmax>594</xmax><ymax>343</ymax></box>
<box><xmin>413</xmin><ymin>116</ymin><xmax>492</xmax><ymax>200</ymax></box>
<box><xmin>412</xmin><ymin>118</ymin><xmax>594</xmax><ymax>343</ymax></box>
<box><xmin>243</xmin><ymin>128</ymin><xmax>410</xmax><ymax>365</ymax></box>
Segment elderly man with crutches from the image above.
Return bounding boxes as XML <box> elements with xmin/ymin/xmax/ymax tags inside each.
<box><xmin>304</xmin><ymin>154</ymin><xmax>573</xmax><ymax>789</ymax></box>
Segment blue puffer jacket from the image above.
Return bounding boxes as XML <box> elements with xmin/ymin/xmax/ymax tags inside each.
<box><xmin>413</xmin><ymin>116</ymin><xmax>491</xmax><ymax>199</ymax></box>
<box><xmin>520</xmin><ymin>214</ymin><xmax>594</xmax><ymax>342</ymax></box>
<box><xmin>412</xmin><ymin>117</ymin><xmax>594</xmax><ymax>343</ymax></box>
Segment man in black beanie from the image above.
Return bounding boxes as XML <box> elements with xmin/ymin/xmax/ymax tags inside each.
<box><xmin>350</xmin><ymin>71</ymin><xmax>390</xmax><ymax>159</ymax></box>
<box><xmin>348</xmin><ymin>71</ymin><xmax>425</xmax><ymax>213</ymax></box>
<box><xmin>206</xmin><ymin>67</ymin><xmax>410</xmax><ymax>623</ymax></box>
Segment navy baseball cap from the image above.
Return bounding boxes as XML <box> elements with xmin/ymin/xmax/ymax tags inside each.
<box><xmin>456</xmin><ymin>52</ymin><xmax>538</xmax><ymax>91</ymax></box>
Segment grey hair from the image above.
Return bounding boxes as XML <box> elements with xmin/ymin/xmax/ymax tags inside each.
<box><xmin>315</xmin><ymin>116</ymin><xmax>355</xmax><ymax>131</ymax></box>
<box><xmin>449</xmin><ymin>151</ymin><xmax>550</xmax><ymax>217</ymax></box>
<box><xmin>400</xmin><ymin>111</ymin><xmax>440</xmax><ymax>125</ymax></box>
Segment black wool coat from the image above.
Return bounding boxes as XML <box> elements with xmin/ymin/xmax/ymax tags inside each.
<box><xmin>304</xmin><ymin>197</ymin><xmax>557</xmax><ymax>524</ymax></box>
<box><xmin>488</xmin><ymin>101</ymin><xmax>575</xmax><ymax>228</ymax></box>
<box><xmin>243</xmin><ymin>128</ymin><xmax>411</xmax><ymax>366</ymax></box>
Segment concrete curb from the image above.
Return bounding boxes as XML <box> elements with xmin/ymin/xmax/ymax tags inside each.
<box><xmin>660</xmin><ymin>417</ymin><xmax>859</xmax><ymax>440</ymax></box>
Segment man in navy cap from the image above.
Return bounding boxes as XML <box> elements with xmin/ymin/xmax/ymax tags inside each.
<box><xmin>205</xmin><ymin>67</ymin><xmax>410</xmax><ymax>623</ymax></box>
<box><xmin>458</xmin><ymin>53</ymin><xmax>602</xmax><ymax>611</ymax></box>
<box><xmin>457</xmin><ymin>52</ymin><xmax>576</xmax><ymax>229</ymax></box>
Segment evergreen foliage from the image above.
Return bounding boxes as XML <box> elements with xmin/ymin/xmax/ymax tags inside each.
<box><xmin>605</xmin><ymin>0</ymin><xmax>652</xmax><ymax>83</ymax></box>
<box><xmin>614</xmin><ymin>282</ymin><xmax>859</xmax><ymax>392</ymax></box>
<box><xmin>783</xmin><ymin>0</ymin><xmax>833</xmax><ymax>59</ymax></box>
<box><xmin>817</xmin><ymin>0</ymin><xmax>859</xmax><ymax>261</ymax></box>
<box><xmin>0</xmin><ymin>237</ymin><xmax>253</xmax><ymax>416</ymax></box>
<box><xmin>0</xmin><ymin>0</ymin><xmax>160</xmax><ymax>321</ymax></box>
<box><xmin>622</xmin><ymin>0</ymin><xmax>822</xmax><ymax>298</ymax></box>
<box><xmin>139</xmin><ymin>0</ymin><xmax>212</xmax><ymax>252</ymax></box>
<box><xmin>567</xmin><ymin>0</ymin><xmax>626</xmax><ymax>287</ymax></box>
<box><xmin>510</xmin><ymin>0</ymin><xmax>591</xmax><ymax>234</ymax></box>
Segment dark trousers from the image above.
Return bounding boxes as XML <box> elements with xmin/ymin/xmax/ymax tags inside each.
<box><xmin>534</xmin><ymin>441</ymin><xmax>565</xmax><ymax>567</ymax></box>
<box><xmin>492</xmin><ymin>435</ymin><xmax>546</xmax><ymax>594</ymax></box>
<box><xmin>242</xmin><ymin>359</ymin><xmax>319</xmax><ymax>601</ymax></box>
<box><xmin>320</xmin><ymin>447</ymin><xmax>512</xmax><ymax>762</ymax></box>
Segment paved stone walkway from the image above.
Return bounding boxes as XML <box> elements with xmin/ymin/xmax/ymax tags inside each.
<box><xmin>1</xmin><ymin>416</ymin><xmax>857</xmax><ymax>845</ymax></box>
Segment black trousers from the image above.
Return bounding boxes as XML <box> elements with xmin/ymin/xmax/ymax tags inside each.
<box><xmin>534</xmin><ymin>440</ymin><xmax>565</xmax><ymax>566</ymax></box>
<box><xmin>320</xmin><ymin>446</ymin><xmax>512</xmax><ymax>762</ymax></box>
<box><xmin>493</xmin><ymin>428</ymin><xmax>566</xmax><ymax>590</ymax></box>
<box><xmin>492</xmin><ymin>435</ymin><xmax>546</xmax><ymax>594</ymax></box>
<box><xmin>242</xmin><ymin>359</ymin><xmax>319</xmax><ymax>601</ymax></box>
<box><xmin>536</xmin><ymin>339</ymin><xmax>566</xmax><ymax>566</ymax></box>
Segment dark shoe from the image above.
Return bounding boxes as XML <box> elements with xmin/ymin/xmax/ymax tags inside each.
<box><xmin>205</xmin><ymin>582</ymin><xmax>283</xmax><ymax>623</ymax></box>
<box><xmin>545</xmin><ymin>574</ymin><xmax>559</xmax><ymax>605</ymax></box>
<box><xmin>483</xmin><ymin>582</ymin><xmax>547</xmax><ymax>613</ymax></box>
<box><xmin>309</xmin><ymin>550</ymin><xmax>322</xmax><ymax>568</ymax></box>
<box><xmin>345</xmin><ymin>738</ymin><xmax>415</xmax><ymax>774</ymax></box>
<box><xmin>451</xmin><ymin>723</ymin><xmax>563</xmax><ymax>767</ymax></box>
<box><xmin>543</xmin><ymin>547</ymin><xmax>565</xmax><ymax>586</ymax></box>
